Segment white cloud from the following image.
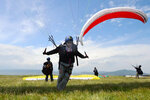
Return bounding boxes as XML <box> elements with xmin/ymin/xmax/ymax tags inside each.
<box><xmin>109</xmin><ymin>1</ymin><xmax>115</xmax><ymax>7</ymax></box>
<box><xmin>0</xmin><ymin>0</ymin><xmax>46</xmax><ymax>43</ymax></box>
<box><xmin>139</xmin><ymin>6</ymin><xmax>150</xmax><ymax>17</ymax></box>
<box><xmin>0</xmin><ymin>39</ymin><xmax>150</xmax><ymax>74</ymax></box>
<box><xmin>0</xmin><ymin>44</ymin><xmax>59</xmax><ymax>70</ymax></box>
<box><xmin>110</xmin><ymin>19</ymin><xmax>123</xmax><ymax>27</ymax></box>
<box><xmin>75</xmin><ymin>39</ymin><xmax>150</xmax><ymax>73</ymax></box>
<box><xmin>100</xmin><ymin>4</ymin><xmax>105</xmax><ymax>9</ymax></box>
<box><xmin>140</xmin><ymin>6</ymin><xmax>150</xmax><ymax>12</ymax></box>
<box><xmin>80</xmin><ymin>19</ymin><xmax>84</xmax><ymax>23</ymax></box>
<box><xmin>79</xmin><ymin>13</ymin><xmax>94</xmax><ymax>25</ymax></box>
<box><xmin>0</xmin><ymin>0</ymin><xmax>150</xmax><ymax>74</ymax></box>
<box><xmin>100</xmin><ymin>36</ymin><xmax>129</xmax><ymax>46</ymax></box>
<box><xmin>20</xmin><ymin>19</ymin><xmax>35</xmax><ymax>33</ymax></box>
<box><xmin>146</xmin><ymin>12</ymin><xmax>150</xmax><ymax>17</ymax></box>
<box><xmin>85</xmin><ymin>14</ymin><xmax>94</xmax><ymax>19</ymax></box>
<box><xmin>35</xmin><ymin>20</ymin><xmax>45</xmax><ymax>28</ymax></box>
<box><xmin>111</xmin><ymin>19</ymin><xmax>121</xmax><ymax>23</ymax></box>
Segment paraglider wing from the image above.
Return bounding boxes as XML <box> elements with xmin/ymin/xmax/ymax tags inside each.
<box><xmin>79</xmin><ymin>7</ymin><xmax>148</xmax><ymax>45</ymax></box>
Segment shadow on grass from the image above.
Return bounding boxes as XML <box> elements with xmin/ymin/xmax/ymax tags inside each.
<box><xmin>0</xmin><ymin>82</ymin><xmax>150</xmax><ymax>94</ymax></box>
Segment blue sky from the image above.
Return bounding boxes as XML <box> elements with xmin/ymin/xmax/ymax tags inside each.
<box><xmin>0</xmin><ymin>0</ymin><xmax>150</xmax><ymax>74</ymax></box>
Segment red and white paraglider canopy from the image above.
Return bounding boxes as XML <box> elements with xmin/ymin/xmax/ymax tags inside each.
<box><xmin>79</xmin><ymin>7</ymin><xmax>148</xmax><ymax>45</ymax></box>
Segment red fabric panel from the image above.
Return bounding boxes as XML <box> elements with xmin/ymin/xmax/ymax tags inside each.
<box><xmin>83</xmin><ymin>11</ymin><xmax>145</xmax><ymax>36</ymax></box>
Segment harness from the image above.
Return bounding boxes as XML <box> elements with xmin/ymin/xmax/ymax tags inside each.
<box><xmin>60</xmin><ymin>62</ymin><xmax>73</xmax><ymax>75</ymax></box>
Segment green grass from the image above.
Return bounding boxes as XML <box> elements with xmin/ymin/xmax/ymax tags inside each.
<box><xmin>0</xmin><ymin>75</ymin><xmax>150</xmax><ymax>100</ymax></box>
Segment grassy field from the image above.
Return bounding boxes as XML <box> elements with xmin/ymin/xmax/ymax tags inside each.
<box><xmin>0</xmin><ymin>75</ymin><xmax>150</xmax><ymax>100</ymax></box>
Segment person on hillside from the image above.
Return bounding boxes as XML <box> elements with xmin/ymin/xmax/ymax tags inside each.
<box><xmin>93</xmin><ymin>67</ymin><xmax>98</xmax><ymax>76</ymax></box>
<box><xmin>42</xmin><ymin>57</ymin><xmax>54</xmax><ymax>82</ymax></box>
<box><xmin>43</xmin><ymin>36</ymin><xmax>88</xmax><ymax>90</ymax></box>
<box><xmin>132</xmin><ymin>65</ymin><xmax>143</xmax><ymax>79</ymax></box>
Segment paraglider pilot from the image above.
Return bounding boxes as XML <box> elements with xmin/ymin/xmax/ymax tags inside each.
<box><xmin>132</xmin><ymin>65</ymin><xmax>143</xmax><ymax>79</ymax></box>
<box><xmin>93</xmin><ymin>67</ymin><xmax>98</xmax><ymax>76</ymax></box>
<box><xmin>42</xmin><ymin>57</ymin><xmax>54</xmax><ymax>82</ymax></box>
<box><xmin>43</xmin><ymin>36</ymin><xmax>88</xmax><ymax>90</ymax></box>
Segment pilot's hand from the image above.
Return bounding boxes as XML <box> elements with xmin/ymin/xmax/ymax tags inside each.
<box><xmin>43</xmin><ymin>48</ymin><xmax>47</xmax><ymax>55</ymax></box>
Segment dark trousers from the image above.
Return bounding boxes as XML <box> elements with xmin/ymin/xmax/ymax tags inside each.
<box><xmin>45</xmin><ymin>70</ymin><xmax>53</xmax><ymax>82</ymax></box>
<box><xmin>94</xmin><ymin>73</ymin><xmax>98</xmax><ymax>76</ymax></box>
<box><xmin>57</xmin><ymin>62</ymin><xmax>73</xmax><ymax>90</ymax></box>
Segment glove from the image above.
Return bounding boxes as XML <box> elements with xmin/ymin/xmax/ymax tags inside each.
<box><xmin>43</xmin><ymin>51</ymin><xmax>47</xmax><ymax>55</ymax></box>
<box><xmin>84</xmin><ymin>52</ymin><xmax>89</xmax><ymax>58</ymax></box>
<box><xmin>84</xmin><ymin>55</ymin><xmax>89</xmax><ymax>58</ymax></box>
<box><xmin>43</xmin><ymin>48</ymin><xmax>47</xmax><ymax>55</ymax></box>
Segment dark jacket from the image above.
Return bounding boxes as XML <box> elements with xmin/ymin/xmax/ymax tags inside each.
<box><xmin>93</xmin><ymin>68</ymin><xmax>98</xmax><ymax>76</ymax></box>
<box><xmin>135</xmin><ymin>67</ymin><xmax>143</xmax><ymax>75</ymax></box>
<box><xmin>42</xmin><ymin>61</ymin><xmax>53</xmax><ymax>75</ymax></box>
<box><xmin>46</xmin><ymin>43</ymin><xmax>86</xmax><ymax>64</ymax></box>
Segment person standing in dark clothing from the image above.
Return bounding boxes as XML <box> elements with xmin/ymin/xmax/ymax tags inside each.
<box><xmin>43</xmin><ymin>36</ymin><xmax>88</xmax><ymax>90</ymax></box>
<box><xmin>132</xmin><ymin>65</ymin><xmax>143</xmax><ymax>79</ymax></box>
<box><xmin>42</xmin><ymin>57</ymin><xmax>54</xmax><ymax>82</ymax></box>
<box><xmin>93</xmin><ymin>67</ymin><xmax>98</xmax><ymax>76</ymax></box>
